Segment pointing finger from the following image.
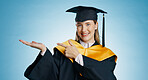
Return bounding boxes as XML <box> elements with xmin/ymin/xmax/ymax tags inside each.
<box><xmin>68</xmin><ymin>40</ymin><xmax>74</xmax><ymax>46</ymax></box>
<box><xmin>57</xmin><ymin>43</ymin><xmax>68</xmax><ymax>48</ymax></box>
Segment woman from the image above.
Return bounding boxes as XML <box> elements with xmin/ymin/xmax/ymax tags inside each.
<box><xmin>19</xmin><ymin>6</ymin><xmax>117</xmax><ymax>80</ymax></box>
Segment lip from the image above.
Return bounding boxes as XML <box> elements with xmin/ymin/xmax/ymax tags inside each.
<box><xmin>81</xmin><ymin>33</ymin><xmax>89</xmax><ymax>37</ymax></box>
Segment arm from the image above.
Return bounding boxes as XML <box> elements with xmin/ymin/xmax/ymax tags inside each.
<box><xmin>73</xmin><ymin>55</ymin><xmax>117</xmax><ymax>80</ymax></box>
<box><xmin>24</xmin><ymin>48</ymin><xmax>59</xmax><ymax>80</ymax></box>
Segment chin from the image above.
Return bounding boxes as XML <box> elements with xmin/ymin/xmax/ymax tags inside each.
<box><xmin>80</xmin><ymin>37</ymin><xmax>91</xmax><ymax>42</ymax></box>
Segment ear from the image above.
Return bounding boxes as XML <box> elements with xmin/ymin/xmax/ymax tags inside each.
<box><xmin>95</xmin><ymin>22</ymin><xmax>98</xmax><ymax>30</ymax></box>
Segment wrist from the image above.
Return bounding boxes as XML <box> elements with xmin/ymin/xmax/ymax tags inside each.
<box><xmin>74</xmin><ymin>52</ymin><xmax>80</xmax><ymax>59</ymax></box>
<box><xmin>41</xmin><ymin>47</ymin><xmax>46</xmax><ymax>52</ymax></box>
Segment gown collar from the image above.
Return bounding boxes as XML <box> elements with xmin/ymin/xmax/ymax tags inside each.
<box><xmin>77</xmin><ymin>39</ymin><xmax>99</xmax><ymax>47</ymax></box>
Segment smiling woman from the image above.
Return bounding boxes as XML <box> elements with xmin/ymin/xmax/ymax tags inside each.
<box><xmin>75</xmin><ymin>20</ymin><xmax>100</xmax><ymax>44</ymax></box>
<box><xmin>19</xmin><ymin>6</ymin><xmax>117</xmax><ymax>80</ymax></box>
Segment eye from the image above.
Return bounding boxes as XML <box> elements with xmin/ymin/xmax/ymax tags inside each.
<box><xmin>86</xmin><ymin>24</ymin><xmax>90</xmax><ymax>26</ymax></box>
<box><xmin>77</xmin><ymin>24</ymin><xmax>82</xmax><ymax>27</ymax></box>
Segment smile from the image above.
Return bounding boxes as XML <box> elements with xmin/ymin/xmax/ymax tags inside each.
<box><xmin>81</xmin><ymin>33</ymin><xmax>89</xmax><ymax>37</ymax></box>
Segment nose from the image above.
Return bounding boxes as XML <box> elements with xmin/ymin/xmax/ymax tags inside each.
<box><xmin>82</xmin><ymin>26</ymin><xmax>87</xmax><ymax>32</ymax></box>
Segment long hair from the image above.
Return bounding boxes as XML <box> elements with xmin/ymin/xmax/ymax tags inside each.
<box><xmin>75</xmin><ymin>20</ymin><xmax>101</xmax><ymax>45</ymax></box>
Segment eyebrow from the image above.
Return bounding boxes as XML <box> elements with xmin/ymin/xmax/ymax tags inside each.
<box><xmin>76</xmin><ymin>22</ymin><xmax>81</xmax><ymax>24</ymax></box>
<box><xmin>76</xmin><ymin>21</ymin><xmax>91</xmax><ymax>25</ymax></box>
<box><xmin>85</xmin><ymin>22</ymin><xmax>90</xmax><ymax>24</ymax></box>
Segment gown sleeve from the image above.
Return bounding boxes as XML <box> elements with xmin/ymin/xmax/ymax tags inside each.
<box><xmin>73</xmin><ymin>55</ymin><xmax>117</xmax><ymax>80</ymax></box>
<box><xmin>24</xmin><ymin>48</ymin><xmax>59</xmax><ymax>80</ymax></box>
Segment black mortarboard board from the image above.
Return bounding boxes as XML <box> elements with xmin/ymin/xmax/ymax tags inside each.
<box><xmin>66</xmin><ymin>6</ymin><xmax>107</xmax><ymax>47</ymax></box>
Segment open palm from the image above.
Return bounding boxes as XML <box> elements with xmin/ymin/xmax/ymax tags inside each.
<box><xmin>19</xmin><ymin>40</ymin><xmax>46</xmax><ymax>52</ymax></box>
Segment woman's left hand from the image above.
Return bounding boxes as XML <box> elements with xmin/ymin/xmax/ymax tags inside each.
<box><xmin>57</xmin><ymin>40</ymin><xmax>80</xmax><ymax>59</ymax></box>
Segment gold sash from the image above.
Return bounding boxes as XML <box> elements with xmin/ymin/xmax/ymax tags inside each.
<box><xmin>55</xmin><ymin>39</ymin><xmax>117</xmax><ymax>62</ymax></box>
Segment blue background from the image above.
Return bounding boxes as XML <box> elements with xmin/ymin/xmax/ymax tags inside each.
<box><xmin>0</xmin><ymin>0</ymin><xmax>148</xmax><ymax>80</ymax></box>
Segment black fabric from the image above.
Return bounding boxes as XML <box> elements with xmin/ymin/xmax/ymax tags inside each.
<box><xmin>24</xmin><ymin>41</ymin><xmax>117</xmax><ymax>80</ymax></box>
<box><xmin>24</xmin><ymin>48</ymin><xmax>59</xmax><ymax>80</ymax></box>
<box><xmin>66</xmin><ymin>6</ymin><xmax>107</xmax><ymax>22</ymax></box>
<box><xmin>73</xmin><ymin>55</ymin><xmax>117</xmax><ymax>80</ymax></box>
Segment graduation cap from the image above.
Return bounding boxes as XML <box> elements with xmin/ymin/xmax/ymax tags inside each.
<box><xmin>66</xmin><ymin>6</ymin><xmax>107</xmax><ymax>47</ymax></box>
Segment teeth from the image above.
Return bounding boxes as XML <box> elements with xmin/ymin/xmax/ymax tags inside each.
<box><xmin>83</xmin><ymin>34</ymin><xmax>87</xmax><ymax>35</ymax></box>
<box><xmin>82</xmin><ymin>33</ymin><xmax>88</xmax><ymax>35</ymax></box>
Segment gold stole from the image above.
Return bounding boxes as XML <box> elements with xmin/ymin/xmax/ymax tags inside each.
<box><xmin>55</xmin><ymin>39</ymin><xmax>117</xmax><ymax>62</ymax></box>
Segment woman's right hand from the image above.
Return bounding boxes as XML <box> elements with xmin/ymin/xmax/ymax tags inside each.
<box><xmin>19</xmin><ymin>39</ymin><xmax>46</xmax><ymax>52</ymax></box>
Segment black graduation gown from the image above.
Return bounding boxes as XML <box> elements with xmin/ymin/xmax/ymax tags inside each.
<box><xmin>24</xmin><ymin>40</ymin><xmax>117</xmax><ymax>80</ymax></box>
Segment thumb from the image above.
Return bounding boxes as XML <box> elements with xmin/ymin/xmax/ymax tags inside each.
<box><xmin>68</xmin><ymin>40</ymin><xmax>74</xmax><ymax>46</ymax></box>
<box><xmin>32</xmin><ymin>41</ymin><xmax>38</xmax><ymax>44</ymax></box>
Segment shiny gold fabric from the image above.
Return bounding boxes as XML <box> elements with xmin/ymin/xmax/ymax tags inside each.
<box><xmin>55</xmin><ymin>39</ymin><xmax>117</xmax><ymax>62</ymax></box>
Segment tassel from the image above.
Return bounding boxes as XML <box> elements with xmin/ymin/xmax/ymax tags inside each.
<box><xmin>102</xmin><ymin>14</ymin><xmax>105</xmax><ymax>47</ymax></box>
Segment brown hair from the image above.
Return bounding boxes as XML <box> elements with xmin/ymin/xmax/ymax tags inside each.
<box><xmin>75</xmin><ymin>20</ymin><xmax>100</xmax><ymax>45</ymax></box>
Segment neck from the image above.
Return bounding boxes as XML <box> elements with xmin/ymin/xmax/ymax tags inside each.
<box><xmin>80</xmin><ymin>38</ymin><xmax>95</xmax><ymax>43</ymax></box>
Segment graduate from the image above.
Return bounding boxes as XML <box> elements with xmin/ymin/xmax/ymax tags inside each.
<box><xmin>19</xmin><ymin>6</ymin><xmax>117</xmax><ymax>80</ymax></box>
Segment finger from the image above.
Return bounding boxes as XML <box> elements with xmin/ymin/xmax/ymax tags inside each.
<box><xmin>19</xmin><ymin>40</ymin><xmax>31</xmax><ymax>46</ymax></box>
<box><xmin>32</xmin><ymin>41</ymin><xmax>38</xmax><ymax>44</ymax></box>
<box><xmin>57</xmin><ymin>43</ymin><xmax>68</xmax><ymax>48</ymax></box>
<box><xmin>19</xmin><ymin>39</ymin><xmax>24</xmax><ymax>43</ymax></box>
<box><xmin>68</xmin><ymin>40</ymin><xmax>74</xmax><ymax>46</ymax></box>
<box><xmin>19</xmin><ymin>39</ymin><xmax>27</xmax><ymax>44</ymax></box>
<box><xmin>24</xmin><ymin>41</ymin><xmax>32</xmax><ymax>46</ymax></box>
<box><xmin>64</xmin><ymin>50</ymin><xmax>67</xmax><ymax>54</ymax></box>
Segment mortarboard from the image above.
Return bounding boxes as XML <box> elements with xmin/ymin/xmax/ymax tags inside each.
<box><xmin>66</xmin><ymin>6</ymin><xmax>107</xmax><ymax>47</ymax></box>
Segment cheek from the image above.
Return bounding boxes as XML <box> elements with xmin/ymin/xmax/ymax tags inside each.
<box><xmin>88</xmin><ymin>26</ymin><xmax>95</xmax><ymax>33</ymax></box>
<box><xmin>77</xmin><ymin>27</ymin><xmax>82</xmax><ymax>32</ymax></box>
<box><xmin>77</xmin><ymin>28</ymin><xmax>81</xmax><ymax>35</ymax></box>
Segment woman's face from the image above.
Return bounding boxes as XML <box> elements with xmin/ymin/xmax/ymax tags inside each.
<box><xmin>76</xmin><ymin>20</ymin><xmax>98</xmax><ymax>43</ymax></box>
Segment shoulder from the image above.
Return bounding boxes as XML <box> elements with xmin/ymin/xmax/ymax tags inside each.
<box><xmin>103</xmin><ymin>47</ymin><xmax>117</xmax><ymax>62</ymax></box>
